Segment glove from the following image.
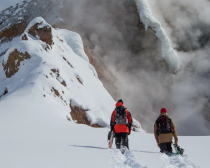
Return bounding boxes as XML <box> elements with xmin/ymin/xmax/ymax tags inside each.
<box><xmin>174</xmin><ymin>143</ymin><xmax>179</xmax><ymax>149</ymax></box>
<box><xmin>127</xmin><ymin>124</ymin><xmax>131</xmax><ymax>135</ymax></box>
<box><xmin>128</xmin><ymin>128</ymin><xmax>131</xmax><ymax>135</ymax></box>
<box><xmin>157</xmin><ymin>143</ymin><xmax>160</xmax><ymax>148</ymax></box>
<box><xmin>175</xmin><ymin>137</ymin><xmax>178</xmax><ymax>144</ymax></box>
<box><xmin>108</xmin><ymin>131</ymin><xmax>112</xmax><ymax>141</ymax></box>
<box><xmin>110</xmin><ymin>124</ymin><xmax>114</xmax><ymax>132</ymax></box>
<box><xmin>157</xmin><ymin>141</ymin><xmax>160</xmax><ymax>148</ymax></box>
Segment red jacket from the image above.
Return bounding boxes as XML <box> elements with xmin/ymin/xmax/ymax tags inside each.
<box><xmin>110</xmin><ymin>102</ymin><xmax>132</xmax><ymax>134</ymax></box>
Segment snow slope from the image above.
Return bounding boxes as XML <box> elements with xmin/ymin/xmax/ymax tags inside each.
<box><xmin>0</xmin><ymin>91</ymin><xmax>209</xmax><ymax>168</ymax></box>
<box><xmin>135</xmin><ymin>0</ymin><xmax>180</xmax><ymax>72</ymax></box>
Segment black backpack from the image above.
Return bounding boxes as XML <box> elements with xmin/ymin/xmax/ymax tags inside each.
<box><xmin>156</xmin><ymin>115</ymin><xmax>172</xmax><ymax>135</ymax></box>
<box><xmin>115</xmin><ymin>106</ymin><xmax>127</xmax><ymax>125</ymax></box>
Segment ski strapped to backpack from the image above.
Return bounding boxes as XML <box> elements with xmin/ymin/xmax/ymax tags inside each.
<box><xmin>156</xmin><ymin>115</ymin><xmax>173</xmax><ymax>135</ymax></box>
<box><xmin>115</xmin><ymin>106</ymin><xmax>128</xmax><ymax>125</ymax></box>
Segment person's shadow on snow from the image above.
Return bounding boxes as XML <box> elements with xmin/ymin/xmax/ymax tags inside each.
<box><xmin>69</xmin><ymin>145</ymin><xmax>107</xmax><ymax>150</ymax></box>
<box><xmin>69</xmin><ymin>145</ymin><xmax>159</xmax><ymax>153</ymax></box>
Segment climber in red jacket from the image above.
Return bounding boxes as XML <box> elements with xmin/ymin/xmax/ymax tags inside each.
<box><xmin>109</xmin><ymin>99</ymin><xmax>132</xmax><ymax>149</ymax></box>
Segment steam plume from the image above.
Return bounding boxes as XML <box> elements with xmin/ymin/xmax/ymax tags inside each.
<box><xmin>60</xmin><ymin>0</ymin><xmax>210</xmax><ymax>135</ymax></box>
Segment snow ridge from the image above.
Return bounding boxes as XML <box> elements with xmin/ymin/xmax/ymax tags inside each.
<box><xmin>135</xmin><ymin>0</ymin><xmax>180</xmax><ymax>72</ymax></box>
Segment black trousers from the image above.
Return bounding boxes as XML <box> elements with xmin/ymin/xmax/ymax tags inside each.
<box><xmin>159</xmin><ymin>142</ymin><xmax>172</xmax><ymax>153</ymax></box>
<box><xmin>115</xmin><ymin>133</ymin><xmax>129</xmax><ymax>149</ymax></box>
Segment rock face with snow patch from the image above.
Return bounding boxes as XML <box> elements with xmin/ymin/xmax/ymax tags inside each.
<box><xmin>28</xmin><ymin>22</ymin><xmax>53</xmax><ymax>46</ymax></box>
<box><xmin>0</xmin><ymin>22</ymin><xmax>27</xmax><ymax>44</ymax></box>
<box><xmin>70</xmin><ymin>103</ymin><xmax>101</xmax><ymax>128</ymax></box>
<box><xmin>0</xmin><ymin>0</ymin><xmax>63</xmax><ymax>34</ymax></box>
<box><xmin>2</xmin><ymin>49</ymin><xmax>30</xmax><ymax>78</ymax></box>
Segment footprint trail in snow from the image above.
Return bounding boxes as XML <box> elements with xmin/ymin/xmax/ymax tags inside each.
<box><xmin>160</xmin><ymin>153</ymin><xmax>200</xmax><ymax>168</ymax></box>
<box><xmin>108</xmin><ymin>149</ymin><xmax>200</xmax><ymax>168</ymax></box>
<box><xmin>108</xmin><ymin>149</ymin><xmax>148</xmax><ymax>168</ymax></box>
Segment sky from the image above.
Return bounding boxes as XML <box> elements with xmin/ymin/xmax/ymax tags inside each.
<box><xmin>0</xmin><ymin>0</ymin><xmax>22</xmax><ymax>11</ymax></box>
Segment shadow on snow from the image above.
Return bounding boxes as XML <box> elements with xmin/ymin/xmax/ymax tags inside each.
<box><xmin>69</xmin><ymin>145</ymin><xmax>107</xmax><ymax>150</ymax></box>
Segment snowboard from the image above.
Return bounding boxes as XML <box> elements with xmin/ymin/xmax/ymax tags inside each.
<box><xmin>172</xmin><ymin>141</ymin><xmax>184</xmax><ymax>156</ymax></box>
<box><xmin>108</xmin><ymin>132</ymin><xmax>114</xmax><ymax>149</ymax></box>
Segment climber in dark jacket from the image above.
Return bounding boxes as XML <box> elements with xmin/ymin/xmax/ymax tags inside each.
<box><xmin>154</xmin><ymin>108</ymin><xmax>178</xmax><ymax>153</ymax></box>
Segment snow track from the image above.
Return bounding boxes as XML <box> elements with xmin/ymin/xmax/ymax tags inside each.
<box><xmin>108</xmin><ymin>149</ymin><xmax>147</xmax><ymax>168</ymax></box>
<box><xmin>109</xmin><ymin>149</ymin><xmax>199</xmax><ymax>168</ymax></box>
<box><xmin>160</xmin><ymin>154</ymin><xmax>200</xmax><ymax>168</ymax></box>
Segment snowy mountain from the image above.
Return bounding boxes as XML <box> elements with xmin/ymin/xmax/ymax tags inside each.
<box><xmin>0</xmin><ymin>0</ymin><xmax>210</xmax><ymax>168</ymax></box>
<box><xmin>0</xmin><ymin>0</ymin><xmax>179</xmax><ymax>73</ymax></box>
<box><xmin>0</xmin><ymin>16</ymin><xmax>115</xmax><ymax>127</ymax></box>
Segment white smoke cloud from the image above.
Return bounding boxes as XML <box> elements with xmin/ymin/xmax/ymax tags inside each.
<box><xmin>147</xmin><ymin>0</ymin><xmax>210</xmax><ymax>50</ymax></box>
<box><xmin>59</xmin><ymin>0</ymin><xmax>210</xmax><ymax>135</ymax></box>
<box><xmin>144</xmin><ymin>0</ymin><xmax>210</xmax><ymax>135</ymax></box>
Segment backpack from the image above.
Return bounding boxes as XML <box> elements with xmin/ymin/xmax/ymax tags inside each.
<box><xmin>156</xmin><ymin>115</ymin><xmax>172</xmax><ymax>135</ymax></box>
<box><xmin>115</xmin><ymin>106</ymin><xmax>128</xmax><ymax>125</ymax></box>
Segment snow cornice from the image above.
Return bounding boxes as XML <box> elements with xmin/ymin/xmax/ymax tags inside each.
<box><xmin>135</xmin><ymin>0</ymin><xmax>180</xmax><ymax>72</ymax></box>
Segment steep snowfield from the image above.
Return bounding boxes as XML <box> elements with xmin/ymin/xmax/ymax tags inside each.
<box><xmin>135</xmin><ymin>0</ymin><xmax>180</xmax><ymax>72</ymax></box>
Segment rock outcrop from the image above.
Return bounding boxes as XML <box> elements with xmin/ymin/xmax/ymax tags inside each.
<box><xmin>70</xmin><ymin>103</ymin><xmax>101</xmax><ymax>128</ymax></box>
<box><xmin>2</xmin><ymin>49</ymin><xmax>31</xmax><ymax>78</ymax></box>
<box><xmin>28</xmin><ymin>22</ymin><xmax>53</xmax><ymax>46</ymax></box>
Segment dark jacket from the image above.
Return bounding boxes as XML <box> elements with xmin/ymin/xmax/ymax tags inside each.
<box><xmin>154</xmin><ymin>113</ymin><xmax>178</xmax><ymax>145</ymax></box>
